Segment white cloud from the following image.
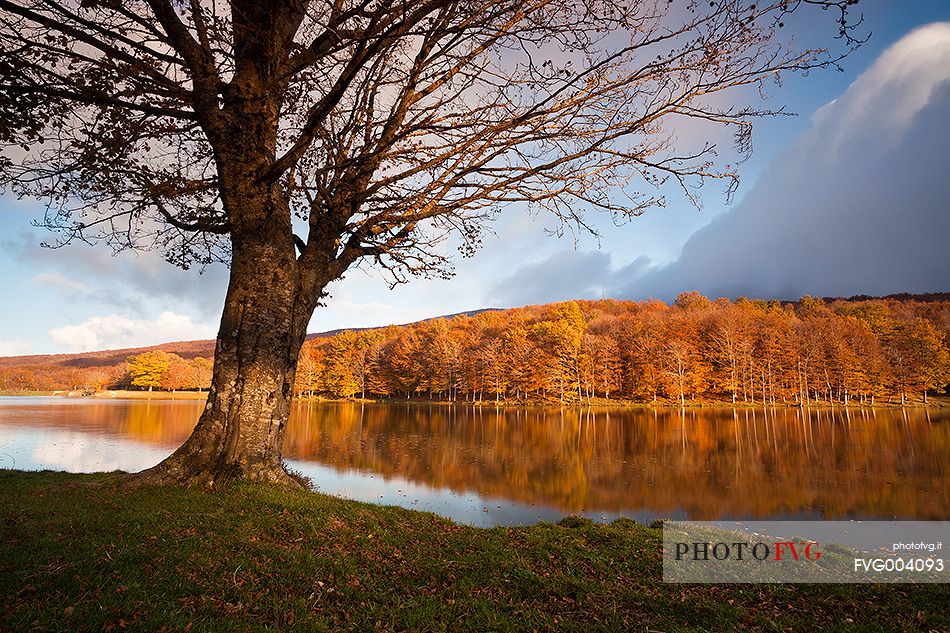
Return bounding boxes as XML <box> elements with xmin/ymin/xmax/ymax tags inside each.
<box><xmin>821</xmin><ymin>23</ymin><xmax>950</xmax><ymax>152</ymax></box>
<box><xmin>31</xmin><ymin>271</ymin><xmax>88</xmax><ymax>292</ymax></box>
<box><xmin>48</xmin><ymin>311</ymin><xmax>216</xmax><ymax>352</ymax></box>
<box><xmin>0</xmin><ymin>340</ymin><xmax>31</xmax><ymax>356</ymax></box>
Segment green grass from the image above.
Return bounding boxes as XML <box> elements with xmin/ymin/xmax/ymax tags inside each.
<box><xmin>1</xmin><ymin>470</ymin><xmax>946</xmax><ymax>632</ymax></box>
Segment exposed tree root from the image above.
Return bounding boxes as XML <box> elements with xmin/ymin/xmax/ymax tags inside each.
<box><xmin>129</xmin><ymin>450</ymin><xmax>304</xmax><ymax>489</ymax></box>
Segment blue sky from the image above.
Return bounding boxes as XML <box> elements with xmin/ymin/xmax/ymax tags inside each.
<box><xmin>2</xmin><ymin>0</ymin><xmax>949</xmax><ymax>355</ymax></box>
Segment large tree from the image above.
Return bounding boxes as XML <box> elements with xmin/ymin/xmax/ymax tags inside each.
<box><xmin>0</xmin><ymin>0</ymin><xmax>860</xmax><ymax>485</ymax></box>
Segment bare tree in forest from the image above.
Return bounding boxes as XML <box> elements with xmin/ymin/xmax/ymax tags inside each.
<box><xmin>0</xmin><ymin>0</ymin><xmax>861</xmax><ymax>484</ymax></box>
<box><xmin>707</xmin><ymin>303</ymin><xmax>751</xmax><ymax>403</ymax></box>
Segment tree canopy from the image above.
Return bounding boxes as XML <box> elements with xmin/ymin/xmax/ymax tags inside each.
<box><xmin>127</xmin><ymin>350</ymin><xmax>173</xmax><ymax>389</ymax></box>
<box><xmin>0</xmin><ymin>0</ymin><xmax>865</xmax><ymax>484</ymax></box>
<box><xmin>1</xmin><ymin>0</ymin><xmax>861</xmax><ymax>281</ymax></box>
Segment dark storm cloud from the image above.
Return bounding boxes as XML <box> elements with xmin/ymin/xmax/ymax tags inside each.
<box><xmin>488</xmin><ymin>250</ymin><xmax>612</xmax><ymax>305</ymax></box>
<box><xmin>621</xmin><ymin>23</ymin><xmax>950</xmax><ymax>301</ymax></box>
<box><xmin>487</xmin><ymin>250</ymin><xmax>651</xmax><ymax>306</ymax></box>
<box><xmin>495</xmin><ymin>24</ymin><xmax>950</xmax><ymax>305</ymax></box>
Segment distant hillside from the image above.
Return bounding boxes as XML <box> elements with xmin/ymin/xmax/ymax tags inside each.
<box><xmin>816</xmin><ymin>292</ymin><xmax>950</xmax><ymax>304</ymax></box>
<box><xmin>0</xmin><ymin>339</ymin><xmax>218</xmax><ymax>370</ymax></box>
<box><xmin>0</xmin><ymin>308</ymin><xmax>500</xmax><ymax>370</ymax></box>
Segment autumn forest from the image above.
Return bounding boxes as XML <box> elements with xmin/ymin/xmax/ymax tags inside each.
<box><xmin>3</xmin><ymin>293</ymin><xmax>948</xmax><ymax>407</ymax></box>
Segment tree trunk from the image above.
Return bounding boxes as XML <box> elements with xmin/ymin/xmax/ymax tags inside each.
<box><xmin>138</xmin><ymin>228</ymin><xmax>315</xmax><ymax>487</ymax></box>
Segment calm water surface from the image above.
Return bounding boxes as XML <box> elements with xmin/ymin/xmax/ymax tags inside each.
<box><xmin>0</xmin><ymin>397</ymin><xmax>946</xmax><ymax>527</ymax></box>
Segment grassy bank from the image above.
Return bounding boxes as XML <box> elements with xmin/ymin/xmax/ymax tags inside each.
<box><xmin>1</xmin><ymin>471</ymin><xmax>946</xmax><ymax>632</ymax></box>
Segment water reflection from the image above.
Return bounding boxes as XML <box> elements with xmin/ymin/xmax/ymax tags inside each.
<box><xmin>0</xmin><ymin>397</ymin><xmax>946</xmax><ymax>526</ymax></box>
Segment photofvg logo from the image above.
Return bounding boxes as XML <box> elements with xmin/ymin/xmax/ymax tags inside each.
<box><xmin>662</xmin><ymin>521</ymin><xmax>949</xmax><ymax>583</ymax></box>
<box><xmin>674</xmin><ymin>539</ymin><xmax>822</xmax><ymax>562</ymax></box>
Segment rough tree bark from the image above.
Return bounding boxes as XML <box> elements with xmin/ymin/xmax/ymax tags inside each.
<box><xmin>140</xmin><ymin>5</ymin><xmax>326</xmax><ymax>485</ymax></box>
<box><xmin>141</xmin><ymin>218</ymin><xmax>319</xmax><ymax>485</ymax></box>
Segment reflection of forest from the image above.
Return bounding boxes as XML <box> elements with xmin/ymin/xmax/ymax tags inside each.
<box><xmin>0</xmin><ymin>400</ymin><xmax>203</xmax><ymax>447</ymax></box>
<box><xmin>2</xmin><ymin>401</ymin><xmax>946</xmax><ymax>519</ymax></box>
<box><xmin>283</xmin><ymin>404</ymin><xmax>948</xmax><ymax>519</ymax></box>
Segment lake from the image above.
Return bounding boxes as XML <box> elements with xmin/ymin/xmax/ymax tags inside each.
<box><xmin>0</xmin><ymin>397</ymin><xmax>946</xmax><ymax>527</ymax></box>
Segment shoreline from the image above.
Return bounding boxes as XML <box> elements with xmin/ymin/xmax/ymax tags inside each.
<box><xmin>1</xmin><ymin>389</ymin><xmax>948</xmax><ymax>409</ymax></box>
